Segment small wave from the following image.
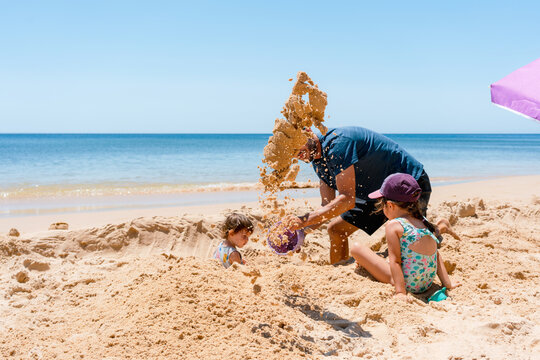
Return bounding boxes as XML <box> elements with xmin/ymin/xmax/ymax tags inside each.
<box><xmin>0</xmin><ymin>181</ymin><xmax>318</xmax><ymax>200</ymax></box>
<box><xmin>429</xmin><ymin>175</ymin><xmax>502</xmax><ymax>186</ymax></box>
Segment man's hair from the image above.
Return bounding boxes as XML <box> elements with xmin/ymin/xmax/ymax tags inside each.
<box><xmin>222</xmin><ymin>213</ymin><xmax>254</xmax><ymax>239</ymax></box>
<box><xmin>306</xmin><ymin>137</ymin><xmax>317</xmax><ymax>155</ymax></box>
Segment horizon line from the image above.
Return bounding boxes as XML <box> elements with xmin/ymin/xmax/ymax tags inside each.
<box><xmin>1</xmin><ymin>132</ymin><xmax>539</xmax><ymax>135</ymax></box>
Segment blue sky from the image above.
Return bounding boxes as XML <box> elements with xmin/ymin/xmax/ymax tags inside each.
<box><xmin>1</xmin><ymin>1</ymin><xmax>539</xmax><ymax>133</ymax></box>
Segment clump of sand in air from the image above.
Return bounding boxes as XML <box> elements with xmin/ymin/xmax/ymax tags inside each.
<box><xmin>259</xmin><ymin>72</ymin><xmax>328</xmax><ymax>247</ymax></box>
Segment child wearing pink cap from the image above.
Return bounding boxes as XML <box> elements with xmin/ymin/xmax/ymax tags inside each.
<box><xmin>350</xmin><ymin>173</ymin><xmax>460</xmax><ymax>301</ymax></box>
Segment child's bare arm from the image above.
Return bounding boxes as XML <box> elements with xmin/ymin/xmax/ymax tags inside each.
<box><xmin>229</xmin><ymin>251</ymin><xmax>243</xmax><ymax>266</ymax></box>
<box><xmin>436</xmin><ymin>251</ymin><xmax>459</xmax><ymax>289</ymax></box>
<box><xmin>386</xmin><ymin>221</ymin><xmax>406</xmax><ymax>295</ymax></box>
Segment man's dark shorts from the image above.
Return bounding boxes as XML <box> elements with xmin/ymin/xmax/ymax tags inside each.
<box><xmin>340</xmin><ymin>170</ymin><xmax>432</xmax><ymax>235</ymax></box>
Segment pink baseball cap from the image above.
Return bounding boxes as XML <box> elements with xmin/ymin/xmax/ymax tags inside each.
<box><xmin>368</xmin><ymin>173</ymin><xmax>422</xmax><ymax>202</ymax></box>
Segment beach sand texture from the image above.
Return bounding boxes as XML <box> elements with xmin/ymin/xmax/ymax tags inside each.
<box><xmin>0</xmin><ymin>176</ymin><xmax>539</xmax><ymax>359</ymax></box>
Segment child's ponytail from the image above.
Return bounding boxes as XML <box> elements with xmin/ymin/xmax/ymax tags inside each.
<box><xmin>407</xmin><ymin>202</ymin><xmax>442</xmax><ymax>244</ymax></box>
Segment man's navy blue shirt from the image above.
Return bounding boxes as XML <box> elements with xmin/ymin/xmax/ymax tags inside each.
<box><xmin>312</xmin><ymin>127</ymin><xmax>424</xmax><ymax>199</ymax></box>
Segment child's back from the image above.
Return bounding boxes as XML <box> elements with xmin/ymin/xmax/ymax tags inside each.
<box><xmin>392</xmin><ymin>217</ymin><xmax>439</xmax><ymax>293</ymax></box>
<box><xmin>351</xmin><ymin>173</ymin><xmax>459</xmax><ymax>301</ymax></box>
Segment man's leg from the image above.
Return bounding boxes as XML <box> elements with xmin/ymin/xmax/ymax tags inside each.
<box><xmin>333</xmin><ymin>198</ymin><xmax>387</xmax><ymax>264</ymax></box>
<box><xmin>436</xmin><ymin>218</ymin><xmax>461</xmax><ymax>240</ymax></box>
<box><xmin>327</xmin><ymin>217</ymin><xmax>360</xmax><ymax>264</ymax></box>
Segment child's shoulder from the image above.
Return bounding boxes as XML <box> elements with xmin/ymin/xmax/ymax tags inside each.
<box><xmin>218</xmin><ymin>241</ymin><xmax>235</xmax><ymax>250</ymax></box>
<box><xmin>216</xmin><ymin>240</ymin><xmax>227</xmax><ymax>249</ymax></box>
<box><xmin>385</xmin><ymin>218</ymin><xmax>405</xmax><ymax>232</ymax></box>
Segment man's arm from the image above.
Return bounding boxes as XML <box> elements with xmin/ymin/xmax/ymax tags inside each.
<box><xmin>319</xmin><ymin>180</ymin><xmax>336</xmax><ymax>206</ymax></box>
<box><xmin>299</xmin><ymin>181</ymin><xmax>336</xmax><ymax>231</ymax></box>
<box><xmin>293</xmin><ymin>165</ymin><xmax>356</xmax><ymax>229</ymax></box>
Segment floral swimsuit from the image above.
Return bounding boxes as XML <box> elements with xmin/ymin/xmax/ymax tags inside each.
<box><xmin>395</xmin><ymin>217</ymin><xmax>440</xmax><ymax>294</ymax></box>
<box><xmin>213</xmin><ymin>241</ymin><xmax>240</xmax><ymax>269</ymax></box>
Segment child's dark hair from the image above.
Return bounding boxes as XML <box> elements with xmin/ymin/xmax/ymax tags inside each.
<box><xmin>223</xmin><ymin>213</ymin><xmax>254</xmax><ymax>239</ymax></box>
<box><xmin>374</xmin><ymin>198</ymin><xmax>440</xmax><ymax>237</ymax></box>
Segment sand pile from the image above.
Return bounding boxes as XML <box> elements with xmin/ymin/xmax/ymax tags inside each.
<box><xmin>1</xmin><ymin>193</ymin><xmax>539</xmax><ymax>359</ymax></box>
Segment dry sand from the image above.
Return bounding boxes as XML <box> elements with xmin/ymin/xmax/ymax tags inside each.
<box><xmin>1</xmin><ymin>175</ymin><xmax>539</xmax><ymax>359</ymax></box>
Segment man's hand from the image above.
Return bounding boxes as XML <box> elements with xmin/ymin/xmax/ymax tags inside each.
<box><xmin>282</xmin><ymin>214</ymin><xmax>306</xmax><ymax>231</ymax></box>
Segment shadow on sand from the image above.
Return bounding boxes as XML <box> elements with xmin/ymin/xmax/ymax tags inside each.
<box><xmin>283</xmin><ymin>294</ymin><xmax>372</xmax><ymax>339</ymax></box>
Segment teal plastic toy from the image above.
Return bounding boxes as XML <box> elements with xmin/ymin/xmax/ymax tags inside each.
<box><xmin>428</xmin><ymin>287</ymin><xmax>448</xmax><ymax>302</ymax></box>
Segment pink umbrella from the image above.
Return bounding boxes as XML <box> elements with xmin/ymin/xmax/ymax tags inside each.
<box><xmin>490</xmin><ymin>57</ymin><xmax>540</xmax><ymax>122</ymax></box>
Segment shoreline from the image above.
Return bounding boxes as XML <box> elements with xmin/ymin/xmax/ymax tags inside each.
<box><xmin>1</xmin><ymin>174</ymin><xmax>539</xmax><ymax>235</ymax></box>
<box><xmin>1</xmin><ymin>173</ymin><xmax>534</xmax><ymax>201</ymax></box>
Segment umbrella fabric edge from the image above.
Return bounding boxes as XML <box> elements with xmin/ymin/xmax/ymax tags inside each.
<box><xmin>490</xmin><ymin>58</ymin><xmax>540</xmax><ymax>122</ymax></box>
<box><xmin>492</xmin><ymin>103</ymin><xmax>538</xmax><ymax>123</ymax></box>
<box><xmin>491</xmin><ymin>83</ymin><xmax>540</xmax><ymax>122</ymax></box>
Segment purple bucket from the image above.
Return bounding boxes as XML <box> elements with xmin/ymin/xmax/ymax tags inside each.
<box><xmin>267</xmin><ymin>222</ymin><xmax>305</xmax><ymax>255</ymax></box>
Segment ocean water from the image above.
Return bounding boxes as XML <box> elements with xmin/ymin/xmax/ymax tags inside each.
<box><xmin>1</xmin><ymin>133</ymin><xmax>539</xmax><ymax>215</ymax></box>
<box><xmin>0</xmin><ymin>134</ymin><xmax>276</xmax><ymax>197</ymax></box>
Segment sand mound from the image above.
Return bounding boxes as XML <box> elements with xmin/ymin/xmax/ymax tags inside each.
<box><xmin>8</xmin><ymin>228</ymin><xmax>19</xmax><ymax>237</ymax></box>
<box><xmin>0</xmin><ymin>195</ymin><xmax>539</xmax><ymax>359</ymax></box>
